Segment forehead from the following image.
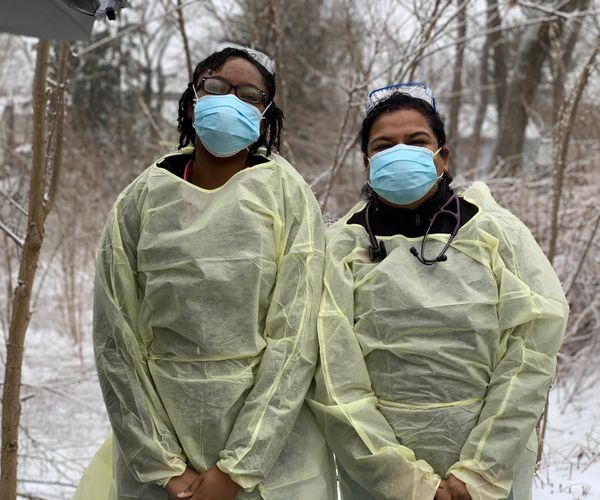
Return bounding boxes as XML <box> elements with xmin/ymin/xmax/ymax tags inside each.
<box><xmin>206</xmin><ymin>57</ymin><xmax>266</xmax><ymax>90</ymax></box>
<box><xmin>369</xmin><ymin>108</ymin><xmax>433</xmax><ymax>140</ymax></box>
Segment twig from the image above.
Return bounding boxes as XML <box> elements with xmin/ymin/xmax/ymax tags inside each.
<box><xmin>175</xmin><ymin>0</ymin><xmax>193</xmax><ymax>81</ymax></box>
<box><xmin>22</xmin><ymin>384</ymin><xmax>104</xmax><ymax>414</ymax></box>
<box><xmin>371</xmin><ymin>9</ymin><xmax>600</xmax><ymax>85</ymax></box>
<box><xmin>17</xmin><ymin>478</ymin><xmax>77</xmax><ymax>488</ymax></box>
<box><xmin>0</xmin><ymin>189</ymin><xmax>29</xmax><ymax>217</ymax></box>
<box><xmin>517</xmin><ymin>0</ymin><xmax>580</xmax><ymax>20</ymax></box>
<box><xmin>75</xmin><ymin>0</ymin><xmax>202</xmax><ymax>57</ymax></box>
<box><xmin>565</xmin><ymin>212</ymin><xmax>600</xmax><ymax>297</ymax></box>
<box><xmin>537</xmin><ymin>35</ymin><xmax>600</xmax><ymax>463</ymax></box>
<box><xmin>133</xmin><ymin>86</ymin><xmax>167</xmax><ymax>142</ymax></box>
<box><xmin>561</xmin><ymin>298</ymin><xmax>600</xmax><ymax>408</ymax></box>
<box><xmin>548</xmin><ymin>35</ymin><xmax>600</xmax><ymax>262</ymax></box>
<box><xmin>0</xmin><ymin>220</ymin><xmax>24</xmax><ymax>248</ymax></box>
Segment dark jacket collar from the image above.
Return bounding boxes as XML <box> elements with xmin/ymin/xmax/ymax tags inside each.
<box><xmin>372</xmin><ymin>176</ymin><xmax>454</xmax><ymax>228</ymax></box>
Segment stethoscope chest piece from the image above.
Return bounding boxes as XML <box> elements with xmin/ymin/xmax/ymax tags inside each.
<box><xmin>366</xmin><ymin>201</ymin><xmax>387</xmax><ymax>262</ymax></box>
<box><xmin>368</xmin><ymin>240</ymin><xmax>387</xmax><ymax>262</ymax></box>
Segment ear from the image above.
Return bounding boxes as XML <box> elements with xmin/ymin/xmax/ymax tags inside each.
<box><xmin>187</xmin><ymin>95</ymin><xmax>195</xmax><ymax>122</ymax></box>
<box><xmin>439</xmin><ymin>145</ymin><xmax>450</xmax><ymax>172</ymax></box>
<box><xmin>363</xmin><ymin>154</ymin><xmax>370</xmax><ymax>176</ymax></box>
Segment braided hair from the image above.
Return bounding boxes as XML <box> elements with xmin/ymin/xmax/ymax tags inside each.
<box><xmin>177</xmin><ymin>47</ymin><xmax>284</xmax><ymax>156</ymax></box>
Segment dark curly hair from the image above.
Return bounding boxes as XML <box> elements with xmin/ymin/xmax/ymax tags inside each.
<box><xmin>360</xmin><ymin>92</ymin><xmax>446</xmax><ymax>156</ymax></box>
<box><xmin>359</xmin><ymin>92</ymin><xmax>449</xmax><ymax>200</ymax></box>
<box><xmin>177</xmin><ymin>47</ymin><xmax>284</xmax><ymax>156</ymax></box>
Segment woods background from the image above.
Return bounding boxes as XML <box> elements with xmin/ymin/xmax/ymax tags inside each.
<box><xmin>0</xmin><ymin>0</ymin><xmax>599</xmax><ymax>498</ymax></box>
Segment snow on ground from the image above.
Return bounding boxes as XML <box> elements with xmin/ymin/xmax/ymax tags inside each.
<box><xmin>15</xmin><ymin>328</ymin><xmax>109</xmax><ymax>500</ymax></box>
<box><xmin>5</xmin><ymin>325</ymin><xmax>600</xmax><ymax>499</ymax></box>
<box><xmin>533</xmin><ymin>372</ymin><xmax>600</xmax><ymax>500</ymax></box>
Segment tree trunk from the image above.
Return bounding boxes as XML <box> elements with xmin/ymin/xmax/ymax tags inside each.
<box><xmin>492</xmin><ymin>21</ymin><xmax>551</xmax><ymax>175</ymax></box>
<box><xmin>538</xmin><ymin>35</ymin><xmax>600</xmax><ymax>463</ymax></box>
<box><xmin>468</xmin><ymin>35</ymin><xmax>490</xmax><ymax>172</ymax></box>
<box><xmin>487</xmin><ymin>0</ymin><xmax>507</xmax><ymax>119</ymax></box>
<box><xmin>0</xmin><ymin>40</ymin><xmax>50</xmax><ymax>500</ymax></box>
<box><xmin>492</xmin><ymin>0</ymin><xmax>583</xmax><ymax>175</ymax></box>
<box><xmin>176</xmin><ymin>0</ymin><xmax>193</xmax><ymax>81</ymax></box>
<box><xmin>1</xmin><ymin>40</ymin><xmax>70</xmax><ymax>499</ymax></box>
<box><xmin>447</xmin><ymin>0</ymin><xmax>467</xmax><ymax>169</ymax></box>
<box><xmin>561</xmin><ymin>0</ymin><xmax>591</xmax><ymax>73</ymax></box>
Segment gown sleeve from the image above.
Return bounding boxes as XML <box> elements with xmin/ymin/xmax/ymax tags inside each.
<box><xmin>217</xmin><ymin>176</ymin><xmax>326</xmax><ymax>492</ymax></box>
<box><xmin>308</xmin><ymin>229</ymin><xmax>441</xmax><ymax>500</ymax></box>
<box><xmin>94</xmin><ymin>172</ymin><xmax>187</xmax><ymax>486</ymax></box>
<box><xmin>448</xmin><ymin>220</ymin><xmax>569</xmax><ymax>500</ymax></box>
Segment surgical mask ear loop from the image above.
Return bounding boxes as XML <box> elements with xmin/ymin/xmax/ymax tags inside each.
<box><xmin>245</xmin><ymin>100</ymin><xmax>273</xmax><ymax>154</ymax></box>
<box><xmin>432</xmin><ymin>147</ymin><xmax>445</xmax><ymax>185</ymax></box>
<box><xmin>261</xmin><ymin>100</ymin><xmax>273</xmax><ymax>118</ymax></box>
<box><xmin>191</xmin><ymin>83</ymin><xmax>200</xmax><ymax>135</ymax></box>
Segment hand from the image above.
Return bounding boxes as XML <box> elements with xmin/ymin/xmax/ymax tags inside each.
<box><xmin>444</xmin><ymin>475</ymin><xmax>472</xmax><ymax>500</ymax></box>
<box><xmin>187</xmin><ymin>465</ymin><xmax>240</xmax><ymax>500</ymax></box>
<box><xmin>165</xmin><ymin>468</ymin><xmax>202</xmax><ymax>499</ymax></box>
<box><xmin>435</xmin><ymin>479</ymin><xmax>452</xmax><ymax>500</ymax></box>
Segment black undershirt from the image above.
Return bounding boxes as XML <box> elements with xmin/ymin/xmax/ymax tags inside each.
<box><xmin>155</xmin><ymin>150</ymin><xmax>270</xmax><ymax>178</ymax></box>
<box><xmin>347</xmin><ymin>177</ymin><xmax>479</xmax><ymax>237</ymax></box>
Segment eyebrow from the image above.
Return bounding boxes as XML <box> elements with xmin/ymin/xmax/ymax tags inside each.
<box><xmin>406</xmin><ymin>130</ymin><xmax>433</xmax><ymax>140</ymax></box>
<box><xmin>369</xmin><ymin>135</ymin><xmax>395</xmax><ymax>145</ymax></box>
<box><xmin>370</xmin><ymin>130</ymin><xmax>433</xmax><ymax>146</ymax></box>
<box><xmin>202</xmin><ymin>74</ymin><xmax>266</xmax><ymax>92</ymax></box>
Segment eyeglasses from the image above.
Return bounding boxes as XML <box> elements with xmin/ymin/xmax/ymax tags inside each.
<box><xmin>366</xmin><ymin>82</ymin><xmax>436</xmax><ymax>113</ymax></box>
<box><xmin>196</xmin><ymin>76</ymin><xmax>267</xmax><ymax>105</ymax></box>
<box><xmin>409</xmin><ymin>193</ymin><xmax>461</xmax><ymax>265</ymax></box>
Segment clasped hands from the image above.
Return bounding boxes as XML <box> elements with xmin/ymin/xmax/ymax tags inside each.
<box><xmin>166</xmin><ymin>466</ymin><xmax>469</xmax><ymax>500</ymax></box>
<box><xmin>434</xmin><ymin>475</ymin><xmax>472</xmax><ymax>500</ymax></box>
<box><xmin>166</xmin><ymin>465</ymin><xmax>240</xmax><ymax>500</ymax></box>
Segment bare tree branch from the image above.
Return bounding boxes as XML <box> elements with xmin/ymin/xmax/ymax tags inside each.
<box><xmin>75</xmin><ymin>0</ymin><xmax>202</xmax><ymax>57</ymax></box>
<box><xmin>176</xmin><ymin>0</ymin><xmax>194</xmax><ymax>80</ymax></box>
<box><xmin>537</xmin><ymin>34</ymin><xmax>600</xmax><ymax>464</ymax></box>
<box><xmin>1</xmin><ymin>40</ymin><xmax>50</xmax><ymax>499</ymax></box>
<box><xmin>0</xmin><ymin>189</ymin><xmax>28</xmax><ymax>218</ymax></box>
<box><xmin>548</xmin><ymin>35</ymin><xmax>600</xmax><ymax>263</ymax></box>
<box><xmin>448</xmin><ymin>0</ymin><xmax>468</xmax><ymax>158</ymax></box>
<box><xmin>44</xmin><ymin>42</ymin><xmax>71</xmax><ymax>215</ymax></box>
<box><xmin>487</xmin><ymin>0</ymin><xmax>507</xmax><ymax>115</ymax></box>
<box><xmin>518</xmin><ymin>0</ymin><xmax>581</xmax><ymax>20</ymax></box>
<box><xmin>133</xmin><ymin>86</ymin><xmax>167</xmax><ymax>141</ymax></box>
<box><xmin>565</xmin><ymin>211</ymin><xmax>600</xmax><ymax>297</ymax></box>
<box><xmin>0</xmin><ymin>220</ymin><xmax>24</xmax><ymax>248</ymax></box>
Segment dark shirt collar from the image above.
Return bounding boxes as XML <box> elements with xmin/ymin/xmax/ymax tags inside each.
<box><xmin>348</xmin><ymin>175</ymin><xmax>478</xmax><ymax>238</ymax></box>
<box><xmin>372</xmin><ymin>175</ymin><xmax>454</xmax><ymax>222</ymax></box>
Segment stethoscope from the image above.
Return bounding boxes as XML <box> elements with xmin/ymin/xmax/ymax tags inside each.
<box><xmin>366</xmin><ymin>191</ymin><xmax>461</xmax><ymax>264</ymax></box>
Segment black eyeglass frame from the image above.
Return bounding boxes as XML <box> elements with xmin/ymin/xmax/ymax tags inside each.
<box><xmin>410</xmin><ymin>193</ymin><xmax>461</xmax><ymax>265</ymax></box>
<box><xmin>196</xmin><ymin>76</ymin><xmax>267</xmax><ymax>105</ymax></box>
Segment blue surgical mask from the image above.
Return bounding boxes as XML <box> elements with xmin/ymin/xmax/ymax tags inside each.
<box><xmin>369</xmin><ymin>144</ymin><xmax>443</xmax><ymax>205</ymax></box>
<box><xmin>193</xmin><ymin>94</ymin><xmax>267</xmax><ymax>158</ymax></box>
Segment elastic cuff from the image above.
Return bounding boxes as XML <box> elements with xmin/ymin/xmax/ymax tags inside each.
<box><xmin>216</xmin><ymin>459</ymin><xmax>260</xmax><ymax>492</ymax></box>
<box><xmin>448</xmin><ymin>464</ymin><xmax>511</xmax><ymax>500</ymax></box>
<box><xmin>155</xmin><ymin>461</ymin><xmax>188</xmax><ymax>488</ymax></box>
